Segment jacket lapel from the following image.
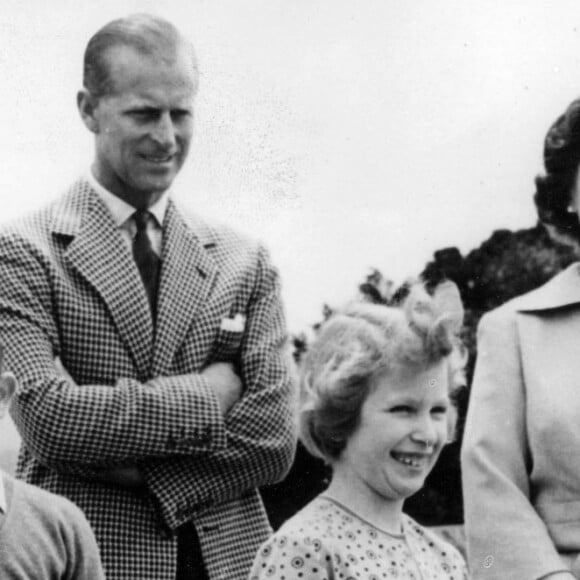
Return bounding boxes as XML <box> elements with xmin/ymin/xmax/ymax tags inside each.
<box><xmin>152</xmin><ymin>201</ymin><xmax>218</xmax><ymax>375</ymax></box>
<box><xmin>517</xmin><ymin>262</ymin><xmax>580</xmax><ymax>312</ymax></box>
<box><xmin>55</xmin><ymin>179</ymin><xmax>154</xmax><ymax>377</ymax></box>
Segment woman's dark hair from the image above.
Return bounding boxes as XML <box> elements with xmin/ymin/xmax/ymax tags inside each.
<box><xmin>535</xmin><ymin>98</ymin><xmax>580</xmax><ymax>241</ymax></box>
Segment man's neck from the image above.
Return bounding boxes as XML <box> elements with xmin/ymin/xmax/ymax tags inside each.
<box><xmin>86</xmin><ymin>169</ymin><xmax>170</xmax><ymax>229</ymax></box>
<box><xmin>89</xmin><ymin>164</ymin><xmax>166</xmax><ymax>210</ymax></box>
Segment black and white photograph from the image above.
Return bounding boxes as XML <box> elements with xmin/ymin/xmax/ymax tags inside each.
<box><xmin>1</xmin><ymin>1</ymin><xmax>580</xmax><ymax>578</ymax></box>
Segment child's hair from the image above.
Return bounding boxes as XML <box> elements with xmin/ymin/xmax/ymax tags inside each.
<box><xmin>298</xmin><ymin>282</ymin><xmax>465</xmax><ymax>463</ymax></box>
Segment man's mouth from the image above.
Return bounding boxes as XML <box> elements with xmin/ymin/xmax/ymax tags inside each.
<box><xmin>390</xmin><ymin>451</ymin><xmax>431</xmax><ymax>468</ymax></box>
<box><xmin>141</xmin><ymin>153</ymin><xmax>174</xmax><ymax>163</ymax></box>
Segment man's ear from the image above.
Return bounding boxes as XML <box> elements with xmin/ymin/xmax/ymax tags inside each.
<box><xmin>0</xmin><ymin>372</ymin><xmax>17</xmax><ymax>418</ymax></box>
<box><xmin>77</xmin><ymin>89</ymin><xmax>100</xmax><ymax>134</ymax></box>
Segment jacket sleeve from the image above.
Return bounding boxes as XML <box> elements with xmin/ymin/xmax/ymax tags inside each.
<box><xmin>141</xmin><ymin>243</ymin><xmax>297</xmax><ymax>530</ymax></box>
<box><xmin>461</xmin><ymin>308</ymin><xmax>568</xmax><ymax>579</ymax></box>
<box><xmin>0</xmin><ymin>231</ymin><xmax>227</xmax><ymax>473</ymax></box>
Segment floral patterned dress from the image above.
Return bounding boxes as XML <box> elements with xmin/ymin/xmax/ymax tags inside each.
<box><xmin>249</xmin><ymin>496</ymin><xmax>469</xmax><ymax>580</ymax></box>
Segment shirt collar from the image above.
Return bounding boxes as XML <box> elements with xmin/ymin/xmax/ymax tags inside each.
<box><xmin>86</xmin><ymin>169</ymin><xmax>170</xmax><ymax>228</ymax></box>
<box><xmin>0</xmin><ymin>470</ymin><xmax>6</xmax><ymax>513</ymax></box>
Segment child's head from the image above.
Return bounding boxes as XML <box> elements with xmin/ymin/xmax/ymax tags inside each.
<box><xmin>0</xmin><ymin>346</ymin><xmax>17</xmax><ymax>420</ymax></box>
<box><xmin>298</xmin><ymin>282</ymin><xmax>465</xmax><ymax>501</ymax></box>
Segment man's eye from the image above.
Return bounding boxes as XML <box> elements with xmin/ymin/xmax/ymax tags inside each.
<box><xmin>171</xmin><ymin>110</ymin><xmax>192</xmax><ymax>122</ymax></box>
<box><xmin>130</xmin><ymin>110</ymin><xmax>157</xmax><ymax>120</ymax></box>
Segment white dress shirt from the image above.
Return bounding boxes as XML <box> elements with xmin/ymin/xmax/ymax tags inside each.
<box><xmin>86</xmin><ymin>170</ymin><xmax>169</xmax><ymax>256</ymax></box>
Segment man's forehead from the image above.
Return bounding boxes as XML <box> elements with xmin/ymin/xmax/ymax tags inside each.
<box><xmin>104</xmin><ymin>41</ymin><xmax>191</xmax><ymax>71</ymax></box>
<box><xmin>113</xmin><ymin>90</ymin><xmax>195</xmax><ymax>109</ymax></box>
<box><xmin>103</xmin><ymin>43</ymin><xmax>198</xmax><ymax>96</ymax></box>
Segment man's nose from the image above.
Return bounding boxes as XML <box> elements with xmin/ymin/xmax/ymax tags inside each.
<box><xmin>151</xmin><ymin>112</ymin><xmax>176</xmax><ymax>149</ymax></box>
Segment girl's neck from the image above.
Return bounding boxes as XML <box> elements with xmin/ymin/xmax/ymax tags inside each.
<box><xmin>324</xmin><ymin>469</ymin><xmax>404</xmax><ymax>536</ymax></box>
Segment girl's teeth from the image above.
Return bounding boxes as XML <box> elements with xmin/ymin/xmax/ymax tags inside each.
<box><xmin>393</xmin><ymin>454</ymin><xmax>424</xmax><ymax>467</ymax></box>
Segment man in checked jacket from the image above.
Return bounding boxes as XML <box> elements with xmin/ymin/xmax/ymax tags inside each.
<box><xmin>0</xmin><ymin>13</ymin><xmax>296</xmax><ymax>580</ymax></box>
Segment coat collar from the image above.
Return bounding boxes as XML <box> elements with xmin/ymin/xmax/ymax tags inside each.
<box><xmin>54</xmin><ymin>178</ymin><xmax>154</xmax><ymax>377</ymax></box>
<box><xmin>50</xmin><ymin>177</ymin><xmax>219</xmax><ymax>378</ymax></box>
<box><xmin>516</xmin><ymin>262</ymin><xmax>580</xmax><ymax>312</ymax></box>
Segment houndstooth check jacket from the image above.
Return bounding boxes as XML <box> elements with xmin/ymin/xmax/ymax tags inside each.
<box><xmin>0</xmin><ymin>177</ymin><xmax>296</xmax><ymax>580</ymax></box>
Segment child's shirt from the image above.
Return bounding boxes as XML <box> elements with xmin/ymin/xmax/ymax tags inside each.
<box><xmin>249</xmin><ymin>495</ymin><xmax>469</xmax><ymax>580</ymax></box>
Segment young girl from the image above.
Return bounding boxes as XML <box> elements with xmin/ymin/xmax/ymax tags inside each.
<box><xmin>250</xmin><ymin>283</ymin><xmax>469</xmax><ymax>579</ymax></box>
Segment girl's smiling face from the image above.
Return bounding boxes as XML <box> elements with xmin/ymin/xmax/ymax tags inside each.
<box><xmin>334</xmin><ymin>360</ymin><xmax>450</xmax><ymax>506</ymax></box>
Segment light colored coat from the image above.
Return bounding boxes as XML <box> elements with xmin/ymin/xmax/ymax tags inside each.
<box><xmin>462</xmin><ymin>262</ymin><xmax>580</xmax><ymax>579</ymax></box>
<box><xmin>0</xmin><ymin>178</ymin><xmax>296</xmax><ymax>580</ymax></box>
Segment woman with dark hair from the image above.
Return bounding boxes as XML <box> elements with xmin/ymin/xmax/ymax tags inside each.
<box><xmin>535</xmin><ymin>98</ymin><xmax>580</xmax><ymax>243</ymax></box>
<box><xmin>462</xmin><ymin>98</ymin><xmax>580</xmax><ymax>579</ymax></box>
<box><xmin>249</xmin><ymin>283</ymin><xmax>468</xmax><ymax>579</ymax></box>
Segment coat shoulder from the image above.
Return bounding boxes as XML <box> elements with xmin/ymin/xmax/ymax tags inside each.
<box><xmin>177</xmin><ymin>207</ymin><xmax>264</xmax><ymax>263</ymax></box>
<box><xmin>0</xmin><ymin>181</ymin><xmax>84</xmax><ymax>246</ymax></box>
<box><xmin>0</xmin><ymin>199</ymin><xmax>63</xmax><ymax>259</ymax></box>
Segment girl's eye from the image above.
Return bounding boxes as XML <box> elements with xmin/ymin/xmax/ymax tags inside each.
<box><xmin>431</xmin><ymin>406</ymin><xmax>448</xmax><ymax>415</ymax></box>
<box><xmin>389</xmin><ymin>405</ymin><xmax>414</xmax><ymax>414</ymax></box>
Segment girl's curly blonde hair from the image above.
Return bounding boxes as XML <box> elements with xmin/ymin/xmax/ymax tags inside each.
<box><xmin>299</xmin><ymin>282</ymin><xmax>466</xmax><ymax>463</ymax></box>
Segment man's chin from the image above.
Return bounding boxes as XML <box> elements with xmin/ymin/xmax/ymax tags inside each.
<box><xmin>135</xmin><ymin>176</ymin><xmax>175</xmax><ymax>196</ymax></box>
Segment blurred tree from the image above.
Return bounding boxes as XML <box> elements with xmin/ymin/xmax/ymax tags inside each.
<box><xmin>358</xmin><ymin>268</ymin><xmax>393</xmax><ymax>304</ymax></box>
<box><xmin>262</xmin><ymin>222</ymin><xmax>577</xmax><ymax>528</ymax></box>
<box><xmin>291</xmin><ymin>333</ymin><xmax>308</xmax><ymax>364</ymax></box>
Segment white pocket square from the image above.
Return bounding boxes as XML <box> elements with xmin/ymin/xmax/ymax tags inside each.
<box><xmin>220</xmin><ymin>314</ymin><xmax>246</xmax><ymax>332</ymax></box>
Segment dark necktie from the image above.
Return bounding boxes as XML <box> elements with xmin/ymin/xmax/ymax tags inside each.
<box><xmin>132</xmin><ymin>210</ymin><xmax>161</xmax><ymax>318</ymax></box>
<box><xmin>176</xmin><ymin>522</ymin><xmax>208</xmax><ymax>580</ymax></box>
<box><xmin>133</xmin><ymin>212</ymin><xmax>207</xmax><ymax>579</ymax></box>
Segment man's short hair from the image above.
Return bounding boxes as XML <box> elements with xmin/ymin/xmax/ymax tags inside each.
<box><xmin>83</xmin><ymin>13</ymin><xmax>198</xmax><ymax>98</ymax></box>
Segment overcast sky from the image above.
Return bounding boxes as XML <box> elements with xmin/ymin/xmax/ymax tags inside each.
<box><xmin>2</xmin><ymin>0</ymin><xmax>580</xmax><ymax>340</ymax></box>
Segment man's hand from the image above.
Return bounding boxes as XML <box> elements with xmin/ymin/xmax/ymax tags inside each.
<box><xmin>54</xmin><ymin>357</ymin><xmax>75</xmax><ymax>383</ymax></box>
<box><xmin>202</xmin><ymin>362</ymin><xmax>243</xmax><ymax>416</ymax></box>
